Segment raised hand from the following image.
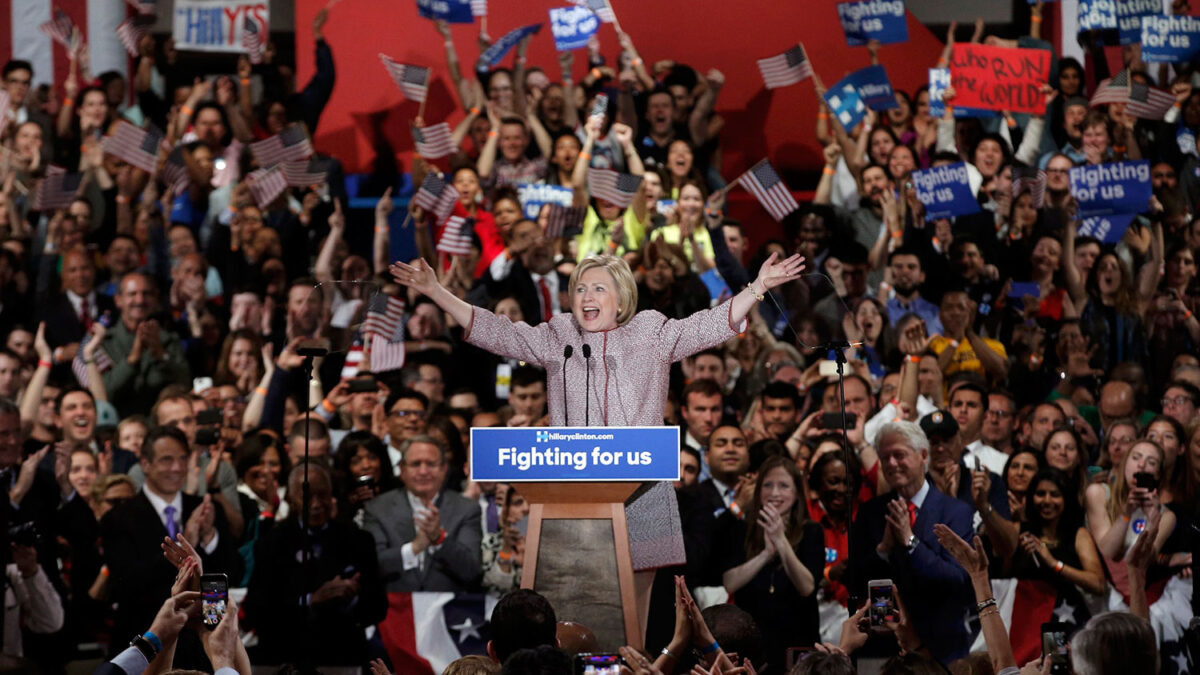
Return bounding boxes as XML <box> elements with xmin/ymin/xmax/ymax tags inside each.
<box><xmin>390</xmin><ymin>258</ymin><xmax>441</xmax><ymax>297</ymax></box>
<box><xmin>754</xmin><ymin>252</ymin><xmax>806</xmax><ymax>292</ymax></box>
<box><xmin>934</xmin><ymin>524</ymin><xmax>987</xmax><ymax>576</ymax></box>
<box><xmin>376</xmin><ymin>186</ymin><xmax>394</xmax><ymax>218</ymax></box>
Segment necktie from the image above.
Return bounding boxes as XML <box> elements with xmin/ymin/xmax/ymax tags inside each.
<box><xmin>906</xmin><ymin>501</ymin><xmax>918</xmax><ymax>527</ymax></box>
<box><xmin>79</xmin><ymin>296</ymin><xmax>92</xmax><ymax>331</ymax></box>
<box><xmin>725</xmin><ymin>487</ymin><xmax>736</xmax><ymax>507</ymax></box>
<box><xmin>164</xmin><ymin>505</ymin><xmax>179</xmax><ymax>539</ymax></box>
<box><xmin>485</xmin><ymin>495</ymin><xmax>499</xmax><ymax>533</ymax></box>
<box><xmin>537</xmin><ymin>277</ymin><xmax>553</xmax><ymax>322</ymax></box>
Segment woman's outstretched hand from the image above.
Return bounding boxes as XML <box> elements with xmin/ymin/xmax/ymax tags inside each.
<box><xmin>755</xmin><ymin>252</ymin><xmax>806</xmax><ymax>292</ymax></box>
<box><xmin>390</xmin><ymin>259</ymin><xmax>441</xmax><ymax>297</ymax></box>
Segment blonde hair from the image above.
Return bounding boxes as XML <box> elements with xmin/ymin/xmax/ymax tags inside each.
<box><xmin>91</xmin><ymin>473</ymin><xmax>136</xmax><ymax>504</ymax></box>
<box><xmin>1107</xmin><ymin>440</ymin><xmax>1164</xmax><ymax>524</ymax></box>
<box><xmin>568</xmin><ymin>254</ymin><xmax>638</xmax><ymax>327</ymax></box>
<box><xmin>442</xmin><ymin>655</ymin><xmax>500</xmax><ymax>675</ymax></box>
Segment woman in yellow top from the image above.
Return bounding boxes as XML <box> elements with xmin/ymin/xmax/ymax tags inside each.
<box><xmin>651</xmin><ymin>177</ymin><xmax>716</xmax><ymax>272</ymax></box>
<box><xmin>572</xmin><ymin>117</ymin><xmax>647</xmax><ymax>261</ymax></box>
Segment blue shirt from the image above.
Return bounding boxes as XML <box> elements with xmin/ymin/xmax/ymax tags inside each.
<box><xmin>886</xmin><ymin>295</ymin><xmax>943</xmax><ymax>336</ymax></box>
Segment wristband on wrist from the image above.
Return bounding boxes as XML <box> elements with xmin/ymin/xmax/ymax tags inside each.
<box><xmin>1031</xmin><ymin>15</ymin><xmax>1043</xmax><ymax>22</ymax></box>
<box><xmin>1185</xmin><ymin>310</ymin><xmax>1194</xmax><ymax>320</ymax></box>
<box><xmin>905</xmin><ymin>354</ymin><xmax>920</xmax><ymax>363</ymax></box>
<box><xmin>321</xmin><ymin>399</ymin><xmax>336</xmax><ymax>413</ymax></box>
<box><xmin>661</xmin><ymin>647</ymin><xmax>678</xmax><ymax>661</ymax></box>
<box><xmin>469</xmin><ymin>106</ymin><xmax>481</xmax><ymax>116</ymax></box>
<box><xmin>823</xmin><ymin>166</ymin><xmax>836</xmax><ymax>176</ymax></box>
<box><xmin>181</xmin><ymin>105</ymin><xmax>193</xmax><ymax>116</ymax></box>
<box><xmin>590</xmin><ymin>67</ymin><xmax>602</xmax><ymax>79</ymax></box>
<box><xmin>115</xmin><ymin>194</ymin><xmax>130</xmax><ymax>204</ymax></box>
<box><xmin>975</xmin><ymin>597</ymin><xmax>997</xmax><ymax>612</ymax></box>
<box><xmin>631</xmin><ymin>57</ymin><xmax>643</xmax><ymax>66</ymax></box>
<box><xmin>37</xmin><ymin>359</ymin><xmax>52</xmax><ymax>369</ymax></box>
<box><xmin>728</xmin><ymin>501</ymin><xmax>743</xmax><ymax>519</ymax></box>
<box><xmin>578</xmin><ymin>151</ymin><xmax>591</xmax><ymax>161</ymax></box>
<box><xmin>1054</xmin><ymin>560</ymin><xmax>1065</xmax><ymax>574</ymax></box>
<box><xmin>497</xmin><ymin>550</ymin><xmax>513</xmax><ymax>562</ymax></box>
<box><xmin>63</xmin><ymin>98</ymin><xmax>74</xmax><ymax>107</ymax></box>
<box><xmin>487</xmin><ymin>130</ymin><xmax>498</xmax><ymax>138</ymax></box>
<box><xmin>255</xmin><ymin>386</ymin><xmax>268</xmax><ymax>396</ymax></box>
<box><xmin>240</xmin><ymin>78</ymin><xmax>251</xmax><ymax>86</ymax></box>
<box><xmin>700</xmin><ymin>641</ymin><xmax>721</xmax><ymax>655</ymax></box>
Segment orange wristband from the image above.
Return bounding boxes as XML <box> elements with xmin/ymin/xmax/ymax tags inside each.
<box><xmin>487</xmin><ymin>130</ymin><xmax>498</xmax><ymax>138</ymax></box>
<box><xmin>181</xmin><ymin>105</ymin><xmax>194</xmax><ymax>116</ymax></box>
<box><xmin>321</xmin><ymin>399</ymin><xmax>336</xmax><ymax>413</ymax></box>
<box><xmin>1031</xmin><ymin>15</ymin><xmax>1043</xmax><ymax>23</ymax></box>
<box><xmin>823</xmin><ymin>166</ymin><xmax>835</xmax><ymax>176</ymax></box>
<box><xmin>469</xmin><ymin>106</ymin><xmax>481</xmax><ymax>115</ymax></box>
<box><xmin>255</xmin><ymin>387</ymin><xmax>268</xmax><ymax>396</ymax></box>
<box><xmin>579</xmin><ymin>151</ymin><xmax>591</xmax><ymax>161</ymax></box>
<box><xmin>590</xmin><ymin>67</ymin><xmax>602</xmax><ymax>79</ymax></box>
<box><xmin>63</xmin><ymin>98</ymin><xmax>74</xmax><ymax>107</ymax></box>
<box><xmin>240</xmin><ymin>78</ymin><xmax>251</xmax><ymax>86</ymax></box>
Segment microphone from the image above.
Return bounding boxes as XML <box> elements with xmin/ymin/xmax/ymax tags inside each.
<box><xmin>561</xmin><ymin>346</ymin><xmax>573</xmax><ymax>425</ymax></box>
<box><xmin>581</xmin><ymin>344</ymin><xmax>592</xmax><ymax>427</ymax></box>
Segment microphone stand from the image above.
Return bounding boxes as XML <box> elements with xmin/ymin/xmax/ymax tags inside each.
<box><xmin>819</xmin><ymin>338</ymin><xmax>857</xmax><ymax>617</ymax></box>
<box><xmin>297</xmin><ymin>345</ymin><xmax>327</xmax><ymax>669</ymax></box>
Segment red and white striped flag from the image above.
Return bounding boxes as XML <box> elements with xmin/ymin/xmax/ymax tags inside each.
<box><xmin>116</xmin><ymin>15</ymin><xmax>153</xmax><ymax>58</ymax></box>
<box><xmin>736</xmin><ymin>159</ymin><xmax>797</xmax><ymax>221</ymax></box>
<box><xmin>379</xmin><ymin>55</ymin><xmax>430</xmax><ymax>103</ymax></box>
<box><xmin>1011</xmin><ymin>167</ymin><xmax>1047</xmax><ymax>209</ymax></box>
<box><xmin>281</xmin><ymin>158</ymin><xmax>329</xmax><ymax>187</ymax></box>
<box><xmin>124</xmin><ymin>0</ymin><xmax>157</xmax><ymax>15</ymax></box>
<box><xmin>160</xmin><ymin>146</ymin><xmax>190</xmax><ymax>196</ymax></box>
<box><xmin>588</xmin><ymin>93</ymin><xmax>608</xmax><ymax>127</ymax></box>
<box><xmin>470</xmin><ymin>0</ymin><xmax>487</xmax><ymax>16</ymax></box>
<box><xmin>250</xmin><ymin>124</ymin><xmax>312</xmax><ymax>167</ymax></box>
<box><xmin>341</xmin><ymin>340</ymin><xmax>365</xmax><ymax>379</ymax></box>
<box><xmin>362</xmin><ymin>293</ymin><xmax>406</xmax><ymax>341</ymax></box>
<box><xmin>0</xmin><ymin>90</ymin><xmax>10</xmax><ymax>138</ymax></box>
<box><xmin>411</xmin><ymin>122</ymin><xmax>456</xmax><ymax>159</ymax></box>
<box><xmin>242</xmin><ymin>14</ymin><xmax>265</xmax><ymax>64</ymax></box>
<box><xmin>544</xmin><ymin>204</ymin><xmax>586</xmax><ymax>239</ymax></box>
<box><xmin>102</xmin><ymin>121</ymin><xmax>163</xmax><ymax>173</ymax></box>
<box><xmin>1091</xmin><ymin>70</ymin><xmax>1175</xmax><ymax>120</ymax></box>
<box><xmin>212</xmin><ymin>140</ymin><xmax>242</xmax><ymax>188</ymax></box>
<box><xmin>413</xmin><ymin>172</ymin><xmax>459</xmax><ymax>224</ymax></box>
<box><xmin>39</xmin><ymin>9</ymin><xmax>75</xmax><ymax>49</ymax></box>
<box><xmin>71</xmin><ymin>334</ymin><xmax>114</xmax><ymax>388</ymax></box>
<box><xmin>247</xmin><ymin>166</ymin><xmax>288</xmax><ymax>207</ymax></box>
<box><xmin>757</xmin><ymin>44</ymin><xmax>813</xmax><ymax>90</ymax></box>
<box><xmin>587</xmin><ymin>168</ymin><xmax>642</xmax><ymax>208</ymax></box>
<box><xmin>33</xmin><ymin>169</ymin><xmax>83</xmax><ymax>211</ymax></box>
<box><xmin>370</xmin><ymin>334</ymin><xmax>407</xmax><ymax>373</ymax></box>
<box><xmin>437</xmin><ymin>216</ymin><xmax>475</xmax><ymax>256</ymax></box>
<box><xmin>572</xmin><ymin>0</ymin><xmax>614</xmax><ymax>23</ymax></box>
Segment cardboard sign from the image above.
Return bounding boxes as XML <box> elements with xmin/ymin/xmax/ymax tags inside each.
<box><xmin>844</xmin><ymin>65</ymin><xmax>898</xmax><ymax>110</ymax></box>
<box><xmin>517</xmin><ymin>183</ymin><xmax>574</xmax><ymax>220</ymax></box>
<box><xmin>1078</xmin><ymin>213</ymin><xmax>1137</xmax><ymax>243</ymax></box>
<box><xmin>948</xmin><ymin>44</ymin><xmax>1051</xmax><ymax>115</ymax></box>
<box><xmin>837</xmin><ymin>0</ymin><xmax>908</xmax><ymax>46</ymax></box>
<box><xmin>911</xmin><ymin>163</ymin><xmax>980</xmax><ymax>221</ymax></box>
<box><xmin>1141</xmin><ymin>14</ymin><xmax>1200</xmax><ymax>63</ymax></box>
<box><xmin>929</xmin><ymin>68</ymin><xmax>999</xmax><ymax>118</ymax></box>
<box><xmin>824</xmin><ymin>81</ymin><xmax>867</xmax><ymax>132</ymax></box>
<box><xmin>1069</xmin><ymin>161</ymin><xmax>1152</xmax><ymax>216</ymax></box>
<box><xmin>172</xmin><ymin>1</ymin><xmax>268</xmax><ymax>54</ymax></box>
<box><xmin>416</xmin><ymin>0</ymin><xmax>473</xmax><ymax>23</ymax></box>
<box><xmin>477</xmin><ymin>23</ymin><xmax>542</xmax><ymax>69</ymax></box>
<box><xmin>1117</xmin><ymin>0</ymin><xmax>1162</xmax><ymax>45</ymax></box>
<box><xmin>549</xmin><ymin>6</ymin><xmax>599</xmax><ymax>51</ymax></box>
<box><xmin>1078</xmin><ymin>0</ymin><xmax>1118</xmax><ymax>32</ymax></box>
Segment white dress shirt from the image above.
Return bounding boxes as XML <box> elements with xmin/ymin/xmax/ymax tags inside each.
<box><xmin>399</xmin><ymin>491</ymin><xmax>443</xmax><ymax>571</ymax></box>
<box><xmin>143</xmin><ymin>487</ymin><xmax>220</xmax><ymax>554</ymax></box>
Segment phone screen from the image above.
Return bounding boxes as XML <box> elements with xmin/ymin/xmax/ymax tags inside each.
<box><xmin>868</xmin><ymin>582</ymin><xmax>897</xmax><ymax>628</ymax></box>
<box><xmin>576</xmin><ymin>654</ymin><xmax>621</xmax><ymax>675</ymax></box>
<box><xmin>201</xmin><ymin>574</ymin><xmax>228</xmax><ymax>630</ymax></box>
<box><xmin>1041</xmin><ymin>622</ymin><xmax>1071</xmax><ymax>673</ymax></box>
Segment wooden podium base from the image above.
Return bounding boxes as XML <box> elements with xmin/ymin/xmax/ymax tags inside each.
<box><xmin>518</xmin><ymin>483</ymin><xmax>642</xmax><ymax>651</ymax></box>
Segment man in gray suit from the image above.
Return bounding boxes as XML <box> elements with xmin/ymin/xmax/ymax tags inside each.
<box><xmin>363</xmin><ymin>435</ymin><xmax>482</xmax><ymax>592</ymax></box>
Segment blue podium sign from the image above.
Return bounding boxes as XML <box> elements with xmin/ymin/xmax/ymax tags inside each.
<box><xmin>470</xmin><ymin>426</ymin><xmax>680</xmax><ymax>482</ymax></box>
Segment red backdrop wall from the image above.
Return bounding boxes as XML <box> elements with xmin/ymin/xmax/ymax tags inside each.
<box><xmin>295</xmin><ymin>0</ymin><xmax>946</xmax><ymax>234</ymax></box>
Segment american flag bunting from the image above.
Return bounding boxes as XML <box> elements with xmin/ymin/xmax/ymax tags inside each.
<box><xmin>736</xmin><ymin>159</ymin><xmax>798</xmax><ymax>221</ymax></box>
<box><xmin>757</xmin><ymin>44</ymin><xmax>813</xmax><ymax>90</ymax></box>
<box><xmin>413</xmin><ymin>172</ymin><xmax>460</xmax><ymax>224</ymax></box>
<box><xmin>379</xmin><ymin>55</ymin><xmax>430</xmax><ymax>103</ymax></box>
<box><xmin>40</xmin><ymin>10</ymin><xmax>75</xmax><ymax>49</ymax></box>
<box><xmin>250</xmin><ymin>125</ymin><xmax>312</xmax><ymax>167</ymax></box>
<box><xmin>587</xmin><ymin>168</ymin><xmax>642</xmax><ymax>208</ymax></box>
<box><xmin>437</xmin><ymin>216</ymin><xmax>475</xmax><ymax>256</ymax></box>
<box><xmin>411</xmin><ymin>122</ymin><xmax>457</xmax><ymax>159</ymax></box>
<box><xmin>71</xmin><ymin>334</ymin><xmax>114</xmax><ymax>389</ymax></box>
<box><xmin>247</xmin><ymin>166</ymin><xmax>288</xmax><ymax>206</ymax></box>
<box><xmin>362</xmin><ymin>293</ymin><xmax>406</xmax><ymax>341</ymax></box>
<box><xmin>33</xmin><ymin>170</ymin><xmax>83</xmax><ymax>211</ymax></box>
<box><xmin>370</xmin><ymin>334</ymin><xmax>407</xmax><ymax>372</ymax></box>
<box><xmin>1011</xmin><ymin>167</ymin><xmax>1047</xmax><ymax>209</ymax></box>
<box><xmin>544</xmin><ymin>204</ymin><xmax>586</xmax><ymax>239</ymax></box>
<box><xmin>102</xmin><ymin>121</ymin><xmax>163</xmax><ymax>173</ymax></box>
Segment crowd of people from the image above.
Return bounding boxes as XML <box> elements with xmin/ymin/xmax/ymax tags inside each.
<box><xmin>0</xmin><ymin>1</ymin><xmax>1197</xmax><ymax>674</ymax></box>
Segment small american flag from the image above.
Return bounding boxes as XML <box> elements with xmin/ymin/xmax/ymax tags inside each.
<box><xmin>544</xmin><ymin>204</ymin><xmax>586</xmax><ymax>239</ymax></box>
<box><xmin>1091</xmin><ymin>70</ymin><xmax>1176</xmax><ymax>120</ymax></box>
<box><xmin>71</xmin><ymin>334</ymin><xmax>114</xmax><ymax>389</ymax></box>
<box><xmin>589</xmin><ymin>93</ymin><xmax>608</xmax><ymax>127</ymax></box>
<box><xmin>757</xmin><ymin>44</ymin><xmax>813</xmax><ymax>90</ymax></box>
<box><xmin>40</xmin><ymin>10</ymin><xmax>75</xmax><ymax>49</ymax></box>
<box><xmin>573</xmin><ymin>0</ymin><xmax>615</xmax><ymax>23</ymax></box>
<box><xmin>33</xmin><ymin>170</ymin><xmax>83</xmax><ymax>211</ymax></box>
<box><xmin>1011</xmin><ymin>167</ymin><xmax>1047</xmax><ymax>209</ymax></box>
<box><xmin>280</xmin><ymin>158</ymin><xmax>329</xmax><ymax>187</ymax></box>
<box><xmin>242</xmin><ymin>15</ymin><xmax>265</xmax><ymax>64</ymax></box>
<box><xmin>437</xmin><ymin>216</ymin><xmax>475</xmax><ymax>256</ymax></box>
<box><xmin>0</xmin><ymin>91</ymin><xmax>10</xmax><ymax>137</ymax></box>
<box><xmin>370</xmin><ymin>333</ymin><xmax>407</xmax><ymax>373</ymax></box>
<box><xmin>211</xmin><ymin>140</ymin><xmax>242</xmax><ymax>188</ymax></box>
<box><xmin>160</xmin><ymin>146</ymin><xmax>189</xmax><ymax>196</ymax></box>
<box><xmin>250</xmin><ymin>124</ymin><xmax>312</xmax><ymax>167</ymax></box>
<box><xmin>737</xmin><ymin>159</ymin><xmax>798</xmax><ymax>221</ymax></box>
<box><xmin>413</xmin><ymin>172</ymin><xmax>460</xmax><ymax>224</ymax></box>
<box><xmin>471</xmin><ymin>0</ymin><xmax>487</xmax><ymax>16</ymax></box>
<box><xmin>341</xmin><ymin>340</ymin><xmax>365</xmax><ymax>379</ymax></box>
<box><xmin>116</xmin><ymin>16</ymin><xmax>154</xmax><ymax>58</ymax></box>
<box><xmin>411</xmin><ymin>122</ymin><xmax>457</xmax><ymax>159</ymax></box>
<box><xmin>247</xmin><ymin>166</ymin><xmax>288</xmax><ymax>206</ymax></box>
<box><xmin>587</xmin><ymin>168</ymin><xmax>642</xmax><ymax>208</ymax></box>
<box><xmin>124</xmin><ymin>0</ymin><xmax>156</xmax><ymax>15</ymax></box>
<box><xmin>362</xmin><ymin>293</ymin><xmax>406</xmax><ymax>340</ymax></box>
<box><xmin>379</xmin><ymin>55</ymin><xmax>430</xmax><ymax>103</ymax></box>
<box><xmin>102</xmin><ymin>121</ymin><xmax>163</xmax><ymax>173</ymax></box>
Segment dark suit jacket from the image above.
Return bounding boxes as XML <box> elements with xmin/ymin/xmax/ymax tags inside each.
<box><xmin>100</xmin><ymin>491</ymin><xmax>235</xmax><ymax>660</ymax></box>
<box><xmin>681</xmin><ymin>480</ymin><xmax>740</xmax><ymax>586</ymax></box>
<box><xmin>848</xmin><ymin>483</ymin><xmax>974</xmax><ymax>664</ymax></box>
<box><xmin>471</xmin><ymin>258</ymin><xmax>568</xmax><ymax>327</ymax></box>
<box><xmin>361</xmin><ymin>488</ymin><xmax>481</xmax><ymax>592</ymax></box>
<box><xmin>244</xmin><ymin>517</ymin><xmax>387</xmax><ymax>666</ymax></box>
<box><xmin>39</xmin><ymin>292</ymin><xmax>116</xmax><ymax>349</ymax></box>
<box><xmin>949</xmin><ymin>464</ymin><xmax>1011</xmax><ymax>519</ymax></box>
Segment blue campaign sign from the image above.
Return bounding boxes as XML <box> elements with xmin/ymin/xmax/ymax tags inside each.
<box><xmin>1117</xmin><ymin>0</ymin><xmax>1162</xmax><ymax>45</ymax></box>
<box><xmin>1069</xmin><ymin>161</ymin><xmax>1152</xmax><ymax>216</ymax></box>
<box><xmin>517</xmin><ymin>183</ymin><xmax>574</xmax><ymax>220</ymax></box>
<box><xmin>1078</xmin><ymin>213</ymin><xmax>1137</xmax><ymax>243</ymax></box>
<box><xmin>1141</xmin><ymin>14</ymin><xmax>1200</xmax><ymax>63</ymax></box>
<box><xmin>469</xmin><ymin>426</ymin><xmax>681</xmax><ymax>482</ymax></box>
<box><xmin>837</xmin><ymin>0</ymin><xmax>908</xmax><ymax>46</ymax></box>
<box><xmin>845</xmin><ymin>65</ymin><xmax>898</xmax><ymax>110</ymax></box>
<box><xmin>477</xmin><ymin>23</ymin><xmax>542</xmax><ymax>69</ymax></box>
<box><xmin>929</xmin><ymin>68</ymin><xmax>998</xmax><ymax>119</ymax></box>
<box><xmin>417</xmin><ymin>0</ymin><xmax>474</xmax><ymax>23</ymax></box>
<box><xmin>911</xmin><ymin>162</ymin><xmax>980</xmax><ymax>221</ymax></box>
<box><xmin>824</xmin><ymin>82</ymin><xmax>867</xmax><ymax>132</ymax></box>
<box><xmin>1078</xmin><ymin>0</ymin><xmax>1117</xmax><ymax>32</ymax></box>
<box><xmin>549</xmin><ymin>6</ymin><xmax>599</xmax><ymax>51</ymax></box>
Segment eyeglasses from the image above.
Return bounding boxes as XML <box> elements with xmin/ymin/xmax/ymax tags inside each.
<box><xmin>389</xmin><ymin>409</ymin><xmax>424</xmax><ymax>418</ymax></box>
<box><xmin>1161</xmin><ymin>396</ymin><xmax>1193</xmax><ymax>408</ymax></box>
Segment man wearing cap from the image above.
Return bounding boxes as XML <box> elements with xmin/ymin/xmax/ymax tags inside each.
<box><xmin>920</xmin><ymin>409</ymin><xmax>1009</xmax><ymax>529</ymax></box>
<box><xmin>848</xmin><ymin>419</ymin><xmax>974</xmax><ymax>664</ymax></box>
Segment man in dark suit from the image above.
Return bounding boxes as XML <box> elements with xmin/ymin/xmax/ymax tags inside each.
<box><xmin>2</xmin><ymin>60</ymin><xmax>54</xmax><ymax>160</ymax></box>
<box><xmin>245</xmin><ymin>462</ymin><xmax>386</xmax><ymax>667</ymax></box>
<box><xmin>919</xmin><ymin>410</ymin><xmax>1010</xmax><ymax>524</ymax></box>
<box><xmin>39</xmin><ymin>248</ymin><xmax>114</xmax><ymax>365</ymax></box>
<box><xmin>848</xmin><ymin>419</ymin><xmax>974</xmax><ymax>665</ymax></box>
<box><xmin>100</xmin><ymin>426</ymin><xmax>234</xmax><ymax>660</ymax></box>
<box><xmin>362</xmin><ymin>435</ymin><xmax>481</xmax><ymax>592</ymax></box>
<box><xmin>683</xmin><ymin>423</ymin><xmax>749</xmax><ymax>586</ymax></box>
<box><xmin>471</xmin><ymin>219</ymin><xmax>566</xmax><ymax>326</ymax></box>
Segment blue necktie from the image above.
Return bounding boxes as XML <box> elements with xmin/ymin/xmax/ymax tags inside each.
<box><xmin>164</xmin><ymin>505</ymin><xmax>179</xmax><ymax>539</ymax></box>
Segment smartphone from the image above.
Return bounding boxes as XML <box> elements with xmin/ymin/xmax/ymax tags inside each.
<box><xmin>821</xmin><ymin>411</ymin><xmax>857</xmax><ymax>430</ymax></box>
<box><xmin>197</xmin><ymin>408</ymin><xmax>223</xmax><ymax>426</ymax></box>
<box><xmin>818</xmin><ymin>360</ymin><xmax>840</xmax><ymax>378</ymax></box>
<box><xmin>1041</xmin><ymin>622</ymin><xmax>1070</xmax><ymax>675</ymax></box>
<box><xmin>786</xmin><ymin>647</ymin><xmax>814</xmax><ymax>670</ymax></box>
<box><xmin>868</xmin><ymin>579</ymin><xmax>897</xmax><ymax>631</ymax></box>
<box><xmin>1133</xmin><ymin>471</ymin><xmax>1158</xmax><ymax>490</ymax></box>
<box><xmin>575</xmin><ymin>653</ymin><xmax>622</xmax><ymax>675</ymax></box>
<box><xmin>192</xmin><ymin>377</ymin><xmax>214</xmax><ymax>395</ymax></box>
<box><xmin>195</xmin><ymin>428</ymin><xmax>220</xmax><ymax>446</ymax></box>
<box><xmin>356</xmin><ymin>474</ymin><xmax>377</xmax><ymax>492</ymax></box>
<box><xmin>348</xmin><ymin>377</ymin><xmax>378</xmax><ymax>393</ymax></box>
<box><xmin>201</xmin><ymin>573</ymin><xmax>229</xmax><ymax>630</ymax></box>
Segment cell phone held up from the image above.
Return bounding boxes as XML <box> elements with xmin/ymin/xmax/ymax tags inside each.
<box><xmin>575</xmin><ymin>653</ymin><xmax>622</xmax><ymax>675</ymax></box>
<box><xmin>868</xmin><ymin>579</ymin><xmax>897</xmax><ymax>632</ymax></box>
<box><xmin>1041</xmin><ymin>622</ymin><xmax>1071</xmax><ymax>675</ymax></box>
<box><xmin>201</xmin><ymin>573</ymin><xmax>229</xmax><ymax>630</ymax></box>
<box><xmin>1133</xmin><ymin>471</ymin><xmax>1158</xmax><ymax>491</ymax></box>
<box><xmin>821</xmin><ymin>411</ymin><xmax>857</xmax><ymax>430</ymax></box>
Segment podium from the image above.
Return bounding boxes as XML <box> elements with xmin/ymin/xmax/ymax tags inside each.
<box><xmin>469</xmin><ymin>427</ymin><xmax>680</xmax><ymax>650</ymax></box>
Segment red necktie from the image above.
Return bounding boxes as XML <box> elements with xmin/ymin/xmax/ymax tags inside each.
<box><xmin>79</xmin><ymin>296</ymin><xmax>92</xmax><ymax>332</ymax></box>
<box><xmin>537</xmin><ymin>277</ymin><xmax>553</xmax><ymax>322</ymax></box>
<box><xmin>907</xmin><ymin>501</ymin><xmax>918</xmax><ymax>527</ymax></box>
